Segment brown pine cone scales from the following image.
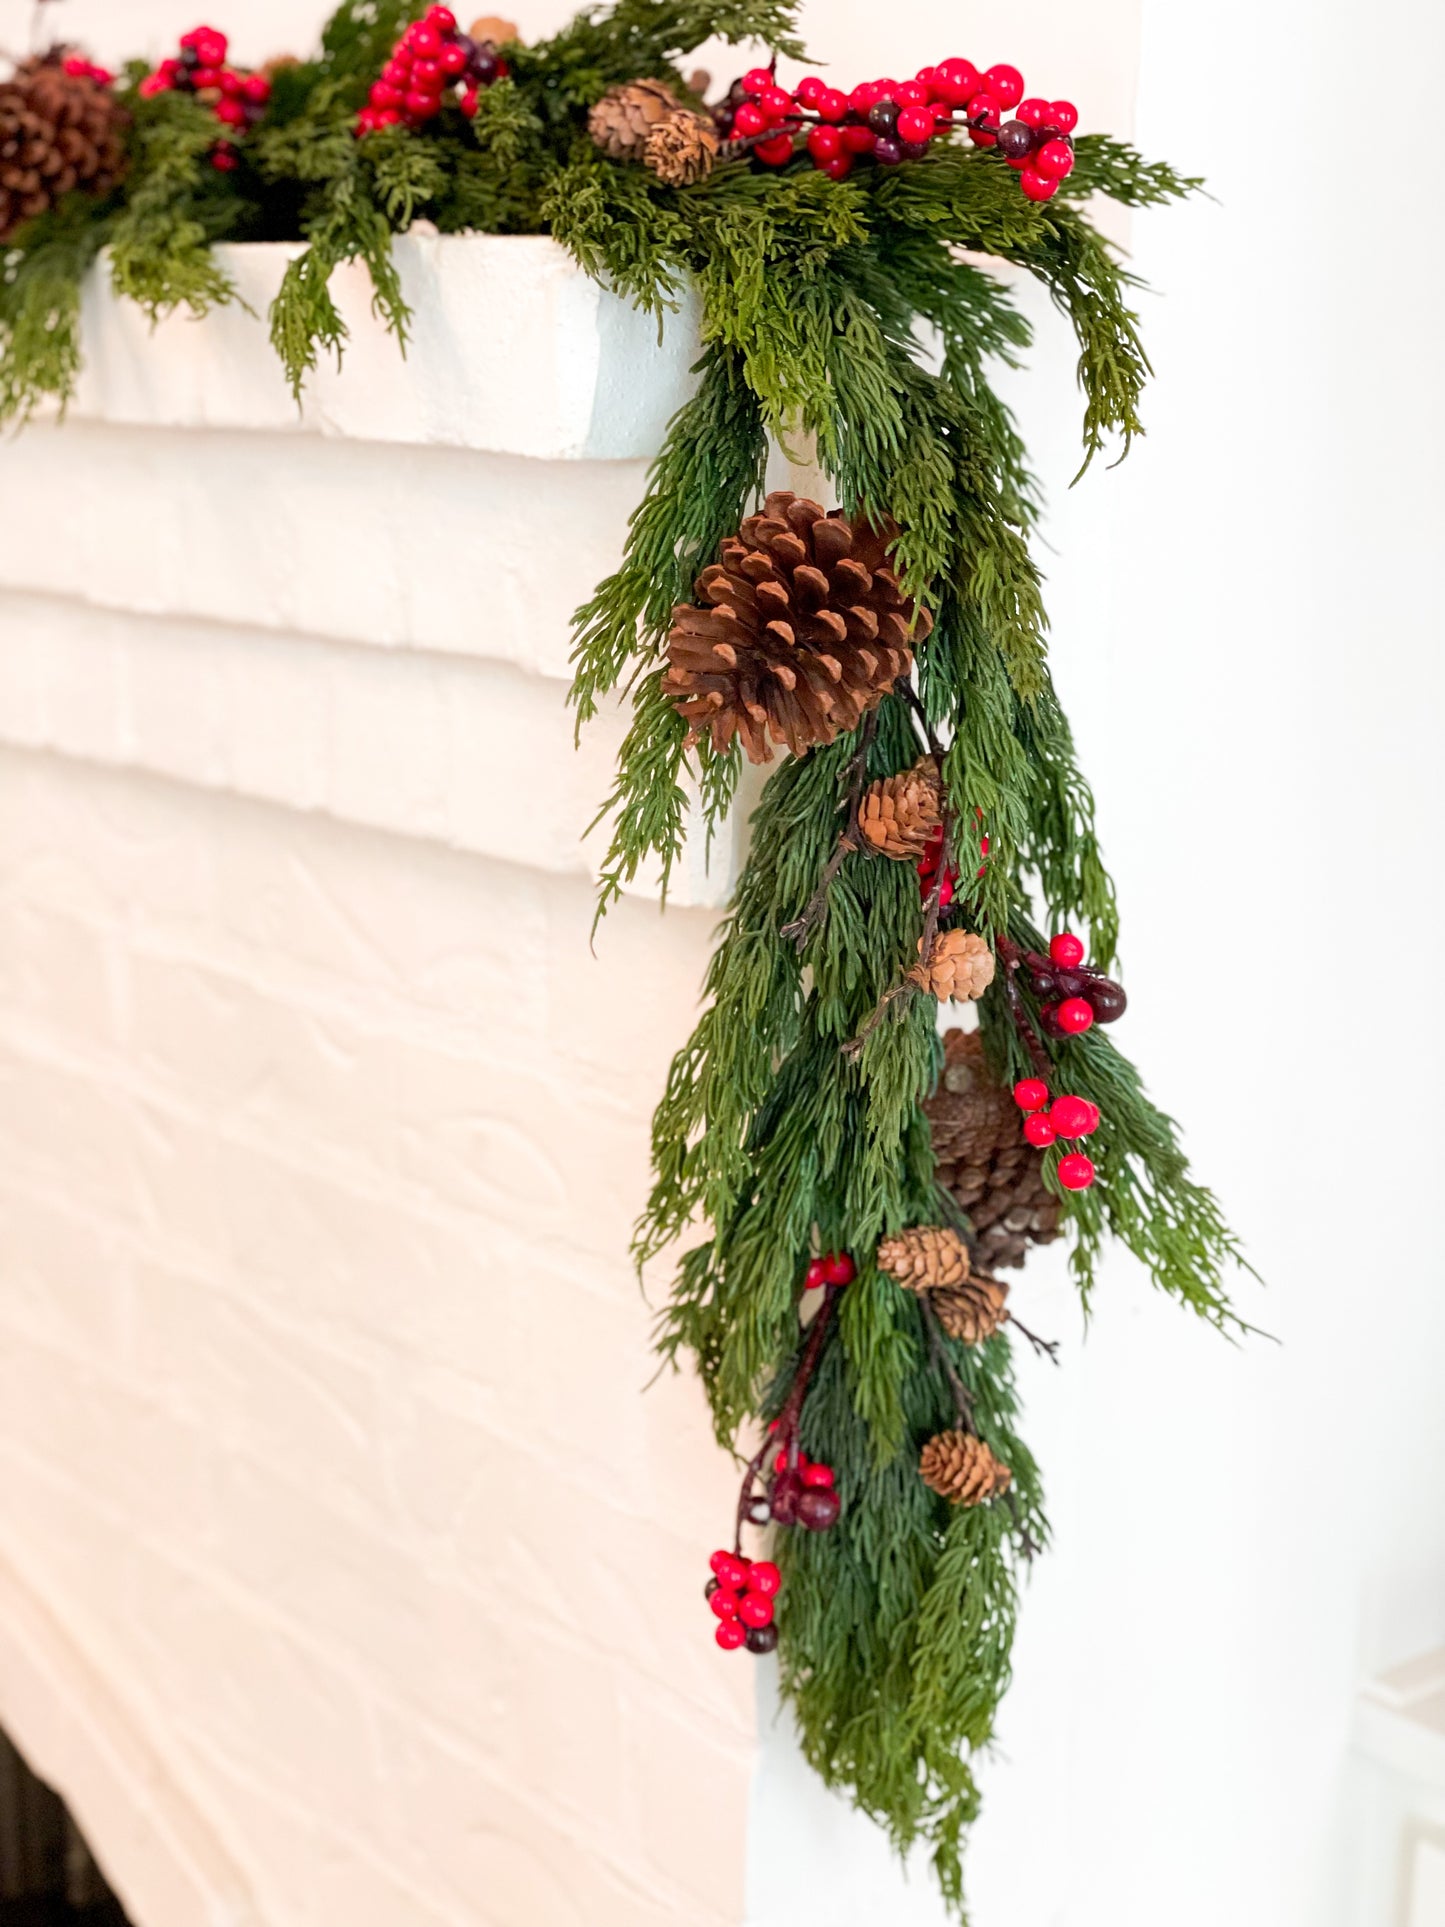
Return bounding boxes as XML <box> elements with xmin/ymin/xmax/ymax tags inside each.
<box><xmin>919</xmin><ymin>1430</ymin><xmax>1013</xmax><ymax>1506</ymax></box>
<box><xmin>663</xmin><ymin>491</ymin><xmax>932</xmax><ymax>764</ymax></box>
<box><xmin>931</xmin><ymin>1275</ymin><xmax>1010</xmax><ymax>1345</ymax></box>
<box><xmin>468</xmin><ymin>16</ymin><xmax>520</xmax><ymax>44</ymax></box>
<box><xmin>588</xmin><ymin>78</ymin><xmax>683</xmax><ymax>160</ymax></box>
<box><xmin>644</xmin><ymin>109</ymin><xmax>719</xmax><ymax>185</ymax></box>
<box><xmin>0</xmin><ymin>53</ymin><xmax>128</xmax><ymax>244</ymax></box>
<box><xmin>858</xmin><ymin>758</ymin><xmax>942</xmax><ymax>859</ymax></box>
<box><xmin>926</xmin><ymin>1030</ymin><xmax>1061</xmax><ymax>1270</ymax></box>
<box><xmin>877</xmin><ymin>1225</ymin><xmax>971</xmax><ymax>1292</ymax></box>
<box><xmin>910</xmin><ymin>929</ymin><xmax>995</xmax><ymax>1003</ymax></box>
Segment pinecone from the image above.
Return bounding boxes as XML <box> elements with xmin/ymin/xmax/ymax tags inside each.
<box><xmin>925</xmin><ymin>1030</ymin><xmax>1061</xmax><ymax>1271</ymax></box>
<box><xmin>910</xmin><ymin>929</ymin><xmax>995</xmax><ymax>1003</ymax></box>
<box><xmin>919</xmin><ymin>1429</ymin><xmax>1013</xmax><ymax>1505</ymax></box>
<box><xmin>0</xmin><ymin>53</ymin><xmax>128</xmax><ymax>244</ymax></box>
<box><xmin>931</xmin><ymin>1275</ymin><xmax>1010</xmax><ymax>1345</ymax></box>
<box><xmin>468</xmin><ymin>15</ymin><xmax>520</xmax><ymax>44</ymax></box>
<box><xmin>588</xmin><ymin>78</ymin><xmax>682</xmax><ymax>161</ymax></box>
<box><xmin>858</xmin><ymin>758</ymin><xmax>942</xmax><ymax>859</ymax></box>
<box><xmin>645</xmin><ymin>109</ymin><xmax>719</xmax><ymax>185</ymax></box>
<box><xmin>663</xmin><ymin>491</ymin><xmax>932</xmax><ymax>765</ymax></box>
<box><xmin>876</xmin><ymin>1225</ymin><xmax>971</xmax><ymax>1292</ymax></box>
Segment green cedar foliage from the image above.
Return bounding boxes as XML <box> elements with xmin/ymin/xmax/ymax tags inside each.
<box><xmin>0</xmin><ymin>4</ymin><xmax>1244</xmax><ymax>1910</ymax></box>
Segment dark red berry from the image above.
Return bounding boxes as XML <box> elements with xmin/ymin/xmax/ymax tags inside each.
<box><xmin>770</xmin><ymin>1474</ymin><xmax>802</xmax><ymax>1525</ymax></box>
<box><xmin>867</xmin><ymin>100</ymin><xmax>900</xmax><ymax>136</ymax></box>
<box><xmin>873</xmin><ymin>136</ymin><xmax>904</xmax><ymax>164</ymax></box>
<box><xmin>997</xmin><ymin>120</ymin><xmax>1036</xmax><ymax>162</ymax></box>
<box><xmin>796</xmin><ymin>1486</ymin><xmax>842</xmax><ymax>1532</ymax></box>
<box><xmin>1083</xmin><ymin>980</ymin><xmax>1128</xmax><ymax>1025</ymax></box>
<box><xmin>745</xmin><ymin>1623</ymin><xmax>780</xmax><ymax>1654</ymax></box>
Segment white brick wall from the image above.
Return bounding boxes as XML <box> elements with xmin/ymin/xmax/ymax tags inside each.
<box><xmin>0</xmin><ymin>243</ymin><xmax>754</xmax><ymax>1927</ymax></box>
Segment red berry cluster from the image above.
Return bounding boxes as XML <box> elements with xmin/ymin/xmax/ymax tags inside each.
<box><xmin>707</xmin><ymin>1551</ymin><xmax>782</xmax><ymax>1654</ymax></box>
<box><xmin>357</xmin><ymin>6</ymin><xmax>508</xmax><ymax>134</ymax></box>
<box><xmin>803</xmin><ymin>1251</ymin><xmax>856</xmax><ymax>1290</ymax></box>
<box><xmin>916</xmin><ymin>809</ymin><xmax>990</xmax><ymax>906</ymax></box>
<box><xmin>138</xmin><ymin>28</ymin><xmax>271</xmax><ymax>172</ymax></box>
<box><xmin>768</xmin><ymin>1434</ymin><xmax>840</xmax><ymax>1530</ymax></box>
<box><xmin>1012</xmin><ymin>1076</ymin><xmax>1099</xmax><ymax>1190</ymax></box>
<box><xmin>60</xmin><ymin>54</ymin><xmax>115</xmax><ymax>87</ymax></box>
<box><xmin>712</xmin><ymin>59</ymin><xmax>1077</xmax><ymax>198</ymax></box>
<box><xmin>1024</xmin><ymin>931</ymin><xmax>1127</xmax><ymax>1040</ymax></box>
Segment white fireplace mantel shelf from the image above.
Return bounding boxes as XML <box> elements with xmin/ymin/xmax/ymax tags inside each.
<box><xmin>0</xmin><ymin>232</ymin><xmax>755</xmax><ymax>909</ymax></box>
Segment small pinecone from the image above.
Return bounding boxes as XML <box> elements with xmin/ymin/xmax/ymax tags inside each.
<box><xmin>877</xmin><ymin>1225</ymin><xmax>971</xmax><ymax>1292</ymax></box>
<box><xmin>931</xmin><ymin>1275</ymin><xmax>1009</xmax><ymax>1345</ymax></box>
<box><xmin>645</xmin><ymin>109</ymin><xmax>719</xmax><ymax>185</ymax></box>
<box><xmin>919</xmin><ymin>1429</ymin><xmax>1013</xmax><ymax>1506</ymax></box>
<box><xmin>588</xmin><ymin>78</ymin><xmax>682</xmax><ymax>161</ymax></box>
<box><xmin>663</xmin><ymin>491</ymin><xmax>932</xmax><ymax>765</ymax></box>
<box><xmin>0</xmin><ymin>53</ymin><xmax>128</xmax><ymax>244</ymax></box>
<box><xmin>858</xmin><ymin>758</ymin><xmax>942</xmax><ymax>859</ymax></box>
<box><xmin>468</xmin><ymin>15</ymin><xmax>520</xmax><ymax>44</ymax></box>
<box><xmin>925</xmin><ymin>1030</ymin><xmax>1061</xmax><ymax>1271</ymax></box>
<box><xmin>910</xmin><ymin>929</ymin><xmax>995</xmax><ymax>1003</ymax></box>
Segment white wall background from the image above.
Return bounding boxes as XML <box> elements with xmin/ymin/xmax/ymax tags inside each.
<box><xmin>0</xmin><ymin>2</ymin><xmax>1443</xmax><ymax>1926</ymax></box>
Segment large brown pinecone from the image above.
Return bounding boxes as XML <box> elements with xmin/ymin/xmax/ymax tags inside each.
<box><xmin>877</xmin><ymin>1225</ymin><xmax>971</xmax><ymax>1292</ymax></box>
<box><xmin>588</xmin><ymin>78</ymin><xmax>682</xmax><ymax>161</ymax></box>
<box><xmin>931</xmin><ymin>1275</ymin><xmax>1010</xmax><ymax>1345</ymax></box>
<box><xmin>909</xmin><ymin>929</ymin><xmax>995</xmax><ymax>1003</ymax></box>
<box><xmin>663</xmin><ymin>491</ymin><xmax>932</xmax><ymax>764</ymax></box>
<box><xmin>644</xmin><ymin>109</ymin><xmax>719</xmax><ymax>185</ymax></box>
<box><xmin>919</xmin><ymin>1430</ymin><xmax>1012</xmax><ymax>1505</ymax></box>
<box><xmin>925</xmin><ymin>1029</ymin><xmax>1061</xmax><ymax>1271</ymax></box>
<box><xmin>0</xmin><ymin>53</ymin><xmax>128</xmax><ymax>243</ymax></box>
<box><xmin>858</xmin><ymin>758</ymin><xmax>942</xmax><ymax>859</ymax></box>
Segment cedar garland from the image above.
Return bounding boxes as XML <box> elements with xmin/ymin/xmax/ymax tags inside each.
<box><xmin>0</xmin><ymin>4</ymin><xmax>1247</xmax><ymax>1917</ymax></box>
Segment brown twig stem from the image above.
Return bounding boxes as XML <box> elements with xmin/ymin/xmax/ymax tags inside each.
<box><xmin>919</xmin><ymin>1293</ymin><xmax>976</xmax><ymax>1435</ymax></box>
<box><xmin>781</xmin><ymin>709</ymin><xmax>879</xmax><ymax>949</ymax></box>
<box><xmin>733</xmin><ymin>1284</ymin><xmax>844</xmax><ymax>1555</ymax></box>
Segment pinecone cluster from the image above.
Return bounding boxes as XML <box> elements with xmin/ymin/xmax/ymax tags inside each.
<box><xmin>926</xmin><ymin>1029</ymin><xmax>1062</xmax><ymax>1270</ymax></box>
<box><xmin>858</xmin><ymin>757</ymin><xmax>942</xmax><ymax>859</ymax></box>
<box><xmin>589</xmin><ymin>77</ymin><xmax>720</xmax><ymax>186</ymax></box>
<box><xmin>663</xmin><ymin>491</ymin><xmax>932</xmax><ymax>763</ymax></box>
<box><xmin>919</xmin><ymin>1429</ymin><xmax>1013</xmax><ymax>1506</ymax></box>
<box><xmin>876</xmin><ymin>1225</ymin><xmax>1010</xmax><ymax>1345</ymax></box>
<box><xmin>910</xmin><ymin>928</ymin><xmax>994</xmax><ymax>1003</ymax></box>
<box><xmin>0</xmin><ymin>52</ymin><xmax>128</xmax><ymax>244</ymax></box>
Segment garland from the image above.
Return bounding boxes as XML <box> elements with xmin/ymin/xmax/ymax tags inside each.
<box><xmin>0</xmin><ymin>4</ymin><xmax>1247</xmax><ymax>1914</ymax></box>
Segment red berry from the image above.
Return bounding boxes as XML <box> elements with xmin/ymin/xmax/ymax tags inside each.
<box><xmin>441</xmin><ymin>41</ymin><xmax>468</xmax><ymax>74</ymax></box>
<box><xmin>210</xmin><ymin>143</ymin><xmax>238</xmax><ymax>169</ymax></box>
<box><xmin>896</xmin><ymin>106</ymin><xmax>934</xmax><ymax>144</ymax></box>
<box><xmin>412</xmin><ymin>58</ymin><xmax>444</xmax><ymax>88</ymax></box>
<box><xmin>1057</xmin><ymin>1153</ymin><xmax>1096</xmax><ymax>1191</ymax></box>
<box><xmin>192</xmin><ymin>67</ymin><xmax>222</xmax><ymax>89</ymax></box>
<box><xmin>219</xmin><ymin>69</ymin><xmax>243</xmax><ymax>96</ymax></box>
<box><xmin>1017</xmin><ymin>97</ymin><xmax>1049</xmax><ymax>128</ymax></box>
<box><xmin>807</xmin><ymin>125</ymin><xmax>843</xmax><ymax>162</ymax></box>
<box><xmin>897</xmin><ymin>80</ymin><xmax>930</xmax><ymax>108</ymax></box>
<box><xmin>801</xmin><ymin>1463</ymin><xmax>835</xmax><ymax>1488</ymax></box>
<box><xmin>405</xmin><ymin>90</ymin><xmax>441</xmax><ymax>119</ymax></box>
<box><xmin>195</xmin><ymin>31</ymin><xmax>228</xmax><ymax>67</ymax></box>
<box><xmin>816</xmin><ymin>87</ymin><xmax>849</xmax><ymax>122</ymax></box>
<box><xmin>138</xmin><ymin>74</ymin><xmax>169</xmax><ymax>97</ymax></box>
<box><xmin>1050</xmin><ymin>99</ymin><xmax>1080</xmax><ymax>134</ymax></box>
<box><xmin>774</xmin><ymin>1449</ymin><xmax>793</xmax><ymax>1473</ymax></box>
<box><xmin>1049</xmin><ymin>1095</ymin><xmax>1093</xmax><ymax>1138</ymax></box>
<box><xmin>1054</xmin><ymin>997</ymin><xmax>1094</xmax><ymax>1034</ymax></box>
<box><xmin>411</xmin><ymin>24</ymin><xmax>444</xmax><ymax>56</ymax></box>
<box><xmin>934</xmin><ymin>59</ymin><xmax>980</xmax><ymax>106</ymax></box>
<box><xmin>710</xmin><ymin>1549</ymin><xmax>748</xmax><ymax>1585</ymax></box>
<box><xmin>427</xmin><ymin>3</ymin><xmax>458</xmax><ymax>26</ymax></box>
<box><xmin>797</xmin><ymin>77</ymin><xmax>826</xmax><ymax>106</ymax></box>
<box><xmin>1019</xmin><ymin>167</ymin><xmax>1059</xmax><ymax>201</ymax></box>
<box><xmin>804</xmin><ymin>1257</ymin><xmax>828</xmax><ymax>1290</ymax></box>
<box><xmin>915</xmin><ymin>66</ymin><xmax>940</xmax><ymax>93</ymax></box>
<box><xmin>733</xmin><ymin>102</ymin><xmax>767</xmax><ymax>137</ymax></box>
<box><xmin>849</xmin><ymin>81</ymin><xmax>882</xmax><ymax>113</ymax></box>
<box><xmin>842</xmin><ymin>123</ymin><xmax>877</xmax><ymax>154</ymax></box>
<box><xmin>754</xmin><ymin>133</ymin><xmax>795</xmax><ymax>166</ymax></box>
<box><xmin>984</xmin><ymin>63</ymin><xmax>1025</xmax><ymax>110</ymax></box>
<box><xmin>818</xmin><ymin>152</ymin><xmax>854</xmax><ymax>180</ymax></box>
<box><xmin>1034</xmin><ymin>137</ymin><xmax>1075</xmax><ymax>181</ymax></box>
<box><xmin>709</xmin><ymin>1587</ymin><xmax>741</xmax><ymax>1620</ymax></box>
<box><xmin>738</xmin><ymin>1592</ymin><xmax>775</xmax><ymax>1628</ymax></box>
<box><xmin>716</xmin><ymin>1619</ymin><xmax>747</xmax><ymax>1650</ymax></box>
<box><xmin>966</xmin><ymin>92</ymin><xmax>1000</xmax><ymax>143</ymax></box>
<box><xmin>1023</xmin><ymin>1114</ymin><xmax>1056</xmax><ymax>1148</ymax></box>
<box><xmin>370</xmin><ymin>81</ymin><xmax>400</xmax><ymax>107</ymax></box>
<box><xmin>935</xmin><ymin>871</ymin><xmax>955</xmax><ymax>908</ymax></box>
<box><xmin>822</xmin><ymin>1253</ymin><xmax>856</xmax><ymax>1286</ymax></box>
<box><xmin>1013</xmin><ymin>1078</ymin><xmax>1050</xmax><ymax>1113</ymax></box>
<box><xmin>1080</xmin><ymin>1102</ymin><xmax>1101</xmax><ymax>1134</ymax></box>
<box><xmin>376</xmin><ymin>107</ymin><xmax>403</xmax><ymax>126</ymax></box>
<box><xmin>759</xmin><ymin>85</ymin><xmax>795</xmax><ymax>122</ymax></box>
<box><xmin>383</xmin><ymin>59</ymin><xmax>410</xmax><ymax>86</ymax></box>
<box><xmin>742</xmin><ymin>66</ymin><xmax>775</xmax><ymax>94</ymax></box>
<box><xmin>214</xmin><ymin>98</ymin><xmax>247</xmax><ymax>126</ymax></box>
<box><xmin>459</xmin><ymin>86</ymin><xmax>480</xmax><ymax>116</ymax></box>
<box><xmin>242</xmin><ymin>74</ymin><xmax>271</xmax><ymax>104</ymax></box>
<box><xmin>749</xmin><ymin>1560</ymin><xmax>782</xmax><ymax>1597</ymax></box>
<box><xmin>873</xmin><ymin>77</ymin><xmax>899</xmax><ymax>98</ymax></box>
<box><xmin>1049</xmin><ymin>932</ymin><xmax>1085</xmax><ymax>968</ymax></box>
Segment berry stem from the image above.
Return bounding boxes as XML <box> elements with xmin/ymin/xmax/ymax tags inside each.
<box><xmin>734</xmin><ymin>1282</ymin><xmax>845</xmax><ymax>1554</ymax></box>
<box><xmin>996</xmin><ymin>935</ymin><xmax>1055</xmax><ymax>1082</ymax></box>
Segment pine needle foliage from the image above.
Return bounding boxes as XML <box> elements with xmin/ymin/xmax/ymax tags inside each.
<box><xmin>0</xmin><ymin>3</ymin><xmax>1245</xmax><ymax>1911</ymax></box>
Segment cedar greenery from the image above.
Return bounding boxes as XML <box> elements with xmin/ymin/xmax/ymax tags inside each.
<box><xmin>0</xmin><ymin>2</ymin><xmax>1242</xmax><ymax>1916</ymax></box>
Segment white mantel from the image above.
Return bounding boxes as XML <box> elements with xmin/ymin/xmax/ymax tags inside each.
<box><xmin>0</xmin><ymin>235</ymin><xmax>753</xmax><ymax>1927</ymax></box>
